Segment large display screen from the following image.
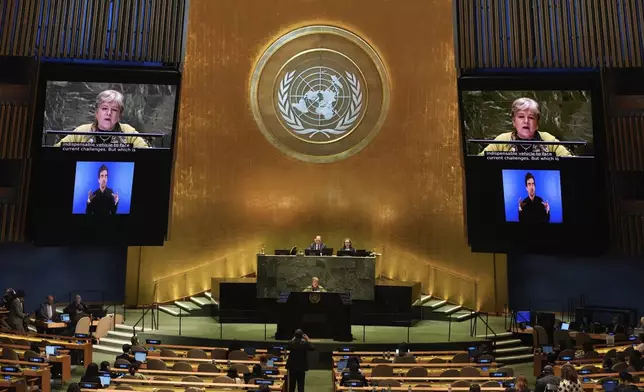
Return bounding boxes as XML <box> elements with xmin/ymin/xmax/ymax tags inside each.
<box><xmin>28</xmin><ymin>64</ymin><xmax>181</xmax><ymax>246</ymax></box>
<box><xmin>459</xmin><ymin>74</ymin><xmax>607</xmax><ymax>254</ymax></box>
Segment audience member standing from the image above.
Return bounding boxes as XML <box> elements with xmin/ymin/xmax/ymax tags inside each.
<box><xmin>8</xmin><ymin>290</ymin><xmax>27</xmax><ymax>334</ymax></box>
<box><xmin>286</xmin><ymin>329</ymin><xmax>314</xmax><ymax>392</ymax></box>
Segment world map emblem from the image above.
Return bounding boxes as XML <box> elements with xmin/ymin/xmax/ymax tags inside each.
<box><xmin>250</xmin><ymin>26</ymin><xmax>390</xmax><ymax>163</ymax></box>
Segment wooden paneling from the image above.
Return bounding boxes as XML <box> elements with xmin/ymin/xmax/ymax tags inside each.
<box><xmin>456</xmin><ymin>0</ymin><xmax>644</xmax><ymax>69</ymax></box>
<box><xmin>0</xmin><ymin>0</ymin><xmax>186</xmax><ymax>64</ymax></box>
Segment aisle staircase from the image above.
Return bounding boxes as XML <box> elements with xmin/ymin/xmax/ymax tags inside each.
<box><xmin>413</xmin><ymin>294</ymin><xmax>478</xmax><ymax>322</ymax></box>
<box><xmin>157</xmin><ymin>291</ymin><xmax>218</xmax><ymax>317</ymax></box>
<box><xmin>475</xmin><ymin>331</ymin><xmax>533</xmax><ymax>364</ymax></box>
<box><xmin>93</xmin><ymin>324</ymin><xmax>142</xmax><ymax>355</ymax></box>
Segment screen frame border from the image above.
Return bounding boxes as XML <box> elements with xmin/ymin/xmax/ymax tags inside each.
<box><xmin>456</xmin><ymin>71</ymin><xmax>609</xmax><ymax>255</ymax></box>
<box><xmin>27</xmin><ymin>62</ymin><xmax>182</xmax><ymax>245</ymax></box>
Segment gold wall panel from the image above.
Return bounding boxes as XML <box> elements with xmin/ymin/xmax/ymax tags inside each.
<box><xmin>127</xmin><ymin>0</ymin><xmax>508</xmax><ymax>312</ymax></box>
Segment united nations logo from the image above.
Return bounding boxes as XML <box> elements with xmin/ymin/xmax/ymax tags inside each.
<box><xmin>309</xmin><ymin>293</ymin><xmax>321</xmax><ymax>304</ymax></box>
<box><xmin>250</xmin><ymin>26</ymin><xmax>390</xmax><ymax>163</ymax></box>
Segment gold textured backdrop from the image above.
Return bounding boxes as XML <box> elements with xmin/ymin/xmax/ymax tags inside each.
<box><xmin>126</xmin><ymin>0</ymin><xmax>508</xmax><ymax>312</ymax></box>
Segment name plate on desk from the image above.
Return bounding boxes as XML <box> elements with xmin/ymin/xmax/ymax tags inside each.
<box><xmin>257</xmin><ymin>254</ymin><xmax>376</xmax><ymax>300</ymax></box>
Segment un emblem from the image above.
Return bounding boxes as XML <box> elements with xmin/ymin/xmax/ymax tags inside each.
<box><xmin>250</xmin><ymin>26</ymin><xmax>390</xmax><ymax>163</ymax></box>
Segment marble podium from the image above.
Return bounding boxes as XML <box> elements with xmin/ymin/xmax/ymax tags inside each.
<box><xmin>256</xmin><ymin>255</ymin><xmax>376</xmax><ymax>300</ymax></box>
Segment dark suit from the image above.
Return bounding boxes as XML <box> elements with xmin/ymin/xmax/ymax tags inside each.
<box><xmin>67</xmin><ymin>301</ymin><xmax>88</xmax><ymax>317</ymax></box>
<box><xmin>340</xmin><ymin>247</ymin><xmax>356</xmax><ymax>253</ymax></box>
<box><xmin>8</xmin><ymin>298</ymin><xmax>26</xmax><ymax>333</ymax></box>
<box><xmin>37</xmin><ymin>303</ymin><xmax>58</xmax><ymax>321</ymax></box>
<box><xmin>308</xmin><ymin>242</ymin><xmax>326</xmax><ymax>251</ymax></box>
<box><xmin>286</xmin><ymin>338</ymin><xmax>314</xmax><ymax>392</ymax></box>
<box><xmin>519</xmin><ymin>195</ymin><xmax>550</xmax><ymax>223</ymax></box>
<box><xmin>535</xmin><ymin>374</ymin><xmax>560</xmax><ymax>392</ymax></box>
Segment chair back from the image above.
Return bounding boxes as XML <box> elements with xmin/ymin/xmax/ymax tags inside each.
<box><xmin>405</xmin><ymin>367</ymin><xmax>428</xmax><ymax>377</ymax></box>
<box><xmin>75</xmin><ymin>316</ymin><xmax>91</xmax><ymax>335</ymax></box>
<box><xmin>371</xmin><ymin>365</ymin><xmax>394</xmax><ymax>377</ymax></box>
<box><xmin>182</xmin><ymin>376</ymin><xmax>203</xmax><ymax>383</ymax></box>
<box><xmin>115</xmin><ymin>386</ymin><xmax>134</xmax><ymax>390</ymax></box>
<box><xmin>228</xmin><ymin>350</ymin><xmax>249</xmax><ymax>361</ymax></box>
<box><xmin>370</xmin><ymin>358</ymin><xmax>389</xmax><ymax>363</ymax></box>
<box><xmin>159</xmin><ymin>349</ymin><xmax>177</xmax><ymax>357</ymax></box>
<box><xmin>481</xmin><ymin>381</ymin><xmax>502</xmax><ymax>387</ymax></box>
<box><xmin>172</xmin><ymin>361</ymin><xmax>194</xmax><ymax>372</ymax></box>
<box><xmin>212</xmin><ymin>376</ymin><xmax>234</xmax><ymax>384</ymax></box>
<box><xmin>231</xmin><ymin>363</ymin><xmax>249</xmax><ymax>374</ymax></box>
<box><xmin>460</xmin><ymin>367</ymin><xmax>481</xmax><ymax>377</ymax></box>
<box><xmin>611</xmin><ymin>361</ymin><xmax>629</xmax><ymax>373</ymax></box>
<box><xmin>187</xmin><ymin>349</ymin><xmax>208</xmax><ymax>359</ymax></box>
<box><xmin>131</xmin><ymin>346</ymin><xmax>146</xmax><ymax>353</ymax></box>
<box><xmin>154</xmin><ymin>377</ymin><xmax>170</xmax><ymax>381</ymax></box>
<box><xmin>197</xmin><ymin>363</ymin><xmax>219</xmax><ymax>373</ymax></box>
<box><xmin>440</xmin><ymin>369</ymin><xmax>460</xmax><ymax>377</ymax></box>
<box><xmin>375</xmin><ymin>380</ymin><xmax>401</xmax><ymax>387</ymax></box>
<box><xmin>584</xmin><ymin>351</ymin><xmax>600</xmax><ymax>359</ymax></box>
<box><xmin>428</xmin><ymin>357</ymin><xmax>446</xmax><ymax>363</ymax></box>
<box><xmin>451</xmin><ymin>353</ymin><xmax>470</xmax><ymax>363</ymax></box>
<box><xmin>394</xmin><ymin>355</ymin><xmax>416</xmax><ymax>364</ymax></box>
<box><xmin>558</xmin><ymin>349</ymin><xmax>576</xmax><ymax>360</ymax></box>
<box><xmin>1</xmin><ymin>347</ymin><xmax>18</xmax><ymax>361</ymax></box>
<box><xmin>114</xmin><ymin>358</ymin><xmax>131</xmax><ymax>367</ymax></box>
<box><xmin>580</xmin><ymin>365</ymin><xmax>600</xmax><ymax>374</ymax></box>
<box><xmin>534</xmin><ymin>325</ymin><xmax>550</xmax><ymax>346</ymax></box>
<box><xmin>146</xmin><ymin>358</ymin><xmax>167</xmax><ymax>371</ymax></box>
<box><xmin>211</xmin><ymin>348</ymin><xmax>227</xmax><ymax>359</ymax></box>
<box><xmin>23</xmin><ymin>350</ymin><xmax>41</xmax><ymax>361</ymax></box>
<box><xmin>94</xmin><ymin>316</ymin><xmax>112</xmax><ymax>339</ymax></box>
<box><xmin>574</xmin><ymin>332</ymin><xmax>591</xmax><ymax>347</ymax></box>
<box><xmin>451</xmin><ymin>381</ymin><xmax>471</xmax><ymax>387</ymax></box>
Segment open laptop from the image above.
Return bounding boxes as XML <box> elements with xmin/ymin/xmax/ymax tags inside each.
<box><xmin>45</xmin><ymin>346</ymin><xmax>57</xmax><ymax>356</ymax></box>
<box><xmin>134</xmin><ymin>351</ymin><xmax>147</xmax><ymax>363</ymax></box>
<box><xmin>99</xmin><ymin>371</ymin><xmax>111</xmax><ymax>387</ymax></box>
<box><xmin>561</xmin><ymin>322</ymin><xmax>570</xmax><ymax>331</ymax></box>
<box><xmin>60</xmin><ymin>313</ymin><xmax>70</xmax><ymax>322</ymax></box>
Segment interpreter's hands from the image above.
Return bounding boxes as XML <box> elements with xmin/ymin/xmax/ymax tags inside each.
<box><xmin>518</xmin><ymin>197</ymin><xmax>524</xmax><ymax>212</ymax></box>
<box><xmin>87</xmin><ymin>190</ymin><xmax>95</xmax><ymax>203</ymax></box>
<box><xmin>113</xmin><ymin>192</ymin><xmax>119</xmax><ymax>204</ymax></box>
<box><xmin>542</xmin><ymin>200</ymin><xmax>550</xmax><ymax>213</ymax></box>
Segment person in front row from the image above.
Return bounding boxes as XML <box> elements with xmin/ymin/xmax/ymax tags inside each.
<box><xmin>303</xmin><ymin>277</ymin><xmax>326</xmax><ymax>293</ymax></box>
<box><xmin>54</xmin><ymin>90</ymin><xmax>149</xmax><ymax>148</ymax></box>
<box><xmin>37</xmin><ymin>295</ymin><xmax>58</xmax><ymax>321</ymax></box>
<box><xmin>87</xmin><ymin>164</ymin><xmax>119</xmax><ymax>215</ymax></box>
<box><xmin>480</xmin><ymin>97</ymin><xmax>572</xmax><ymax>157</ymax></box>
<box><xmin>519</xmin><ymin>172</ymin><xmax>550</xmax><ymax>224</ymax></box>
<box><xmin>286</xmin><ymin>329</ymin><xmax>315</xmax><ymax>392</ymax></box>
<box><xmin>340</xmin><ymin>238</ymin><xmax>355</xmax><ymax>253</ymax></box>
<box><xmin>308</xmin><ymin>235</ymin><xmax>326</xmax><ymax>251</ymax></box>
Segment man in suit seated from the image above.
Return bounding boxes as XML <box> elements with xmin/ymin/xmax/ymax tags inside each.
<box><xmin>308</xmin><ymin>235</ymin><xmax>326</xmax><ymax>251</ymax></box>
<box><xmin>303</xmin><ymin>277</ymin><xmax>327</xmax><ymax>293</ymax></box>
<box><xmin>66</xmin><ymin>294</ymin><xmax>89</xmax><ymax>319</ymax></box>
<box><xmin>37</xmin><ymin>295</ymin><xmax>58</xmax><ymax>321</ymax></box>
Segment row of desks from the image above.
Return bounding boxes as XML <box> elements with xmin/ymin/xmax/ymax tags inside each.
<box><xmin>0</xmin><ymin>332</ymin><xmax>92</xmax><ymax>367</ymax></box>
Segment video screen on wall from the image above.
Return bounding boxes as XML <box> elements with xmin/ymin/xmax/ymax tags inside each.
<box><xmin>28</xmin><ymin>64</ymin><xmax>181</xmax><ymax>246</ymax></box>
<box><xmin>458</xmin><ymin>74</ymin><xmax>607</xmax><ymax>254</ymax></box>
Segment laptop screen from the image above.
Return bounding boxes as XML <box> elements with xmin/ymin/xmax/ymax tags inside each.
<box><xmin>542</xmin><ymin>345</ymin><xmax>554</xmax><ymax>354</ymax></box>
<box><xmin>337</xmin><ymin>360</ymin><xmax>348</xmax><ymax>370</ymax></box>
<box><xmin>561</xmin><ymin>322</ymin><xmax>570</xmax><ymax>331</ymax></box>
<box><xmin>45</xmin><ymin>346</ymin><xmax>56</xmax><ymax>356</ymax></box>
<box><xmin>60</xmin><ymin>314</ymin><xmax>70</xmax><ymax>322</ymax></box>
<box><xmin>99</xmin><ymin>372</ymin><xmax>111</xmax><ymax>387</ymax></box>
<box><xmin>266</xmin><ymin>359</ymin><xmax>274</xmax><ymax>367</ymax></box>
<box><xmin>134</xmin><ymin>352</ymin><xmax>147</xmax><ymax>363</ymax></box>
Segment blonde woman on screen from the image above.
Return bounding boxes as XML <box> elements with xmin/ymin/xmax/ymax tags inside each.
<box><xmin>480</xmin><ymin>97</ymin><xmax>572</xmax><ymax>156</ymax></box>
<box><xmin>54</xmin><ymin>90</ymin><xmax>149</xmax><ymax>148</ymax></box>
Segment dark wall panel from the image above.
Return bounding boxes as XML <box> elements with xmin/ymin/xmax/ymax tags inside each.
<box><xmin>508</xmin><ymin>254</ymin><xmax>644</xmax><ymax>315</ymax></box>
<box><xmin>0</xmin><ymin>243</ymin><xmax>127</xmax><ymax>312</ymax></box>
